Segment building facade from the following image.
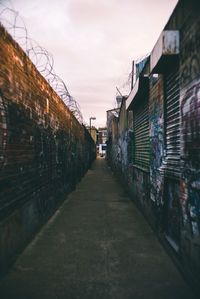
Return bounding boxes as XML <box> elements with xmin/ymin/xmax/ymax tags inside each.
<box><xmin>107</xmin><ymin>0</ymin><xmax>200</xmax><ymax>286</ymax></box>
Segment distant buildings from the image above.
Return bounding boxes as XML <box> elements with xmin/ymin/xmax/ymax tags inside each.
<box><xmin>97</xmin><ymin>127</ymin><xmax>107</xmax><ymax>145</ymax></box>
<box><xmin>89</xmin><ymin>127</ymin><xmax>97</xmax><ymax>144</ymax></box>
<box><xmin>87</xmin><ymin>126</ymin><xmax>108</xmax><ymax>155</ymax></box>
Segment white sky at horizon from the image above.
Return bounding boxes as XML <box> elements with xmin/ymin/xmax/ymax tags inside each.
<box><xmin>1</xmin><ymin>0</ymin><xmax>178</xmax><ymax>128</ymax></box>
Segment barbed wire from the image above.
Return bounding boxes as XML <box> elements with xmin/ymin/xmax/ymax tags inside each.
<box><xmin>0</xmin><ymin>3</ymin><xmax>83</xmax><ymax>124</ymax></box>
<box><xmin>117</xmin><ymin>52</ymin><xmax>150</xmax><ymax>96</ymax></box>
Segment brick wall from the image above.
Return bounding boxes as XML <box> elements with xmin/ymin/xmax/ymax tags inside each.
<box><xmin>0</xmin><ymin>24</ymin><xmax>96</xmax><ymax>272</ymax></box>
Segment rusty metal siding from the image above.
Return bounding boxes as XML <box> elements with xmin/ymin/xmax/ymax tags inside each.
<box><xmin>133</xmin><ymin>99</ymin><xmax>149</xmax><ymax>170</ymax></box>
<box><xmin>150</xmin><ymin>30</ymin><xmax>180</xmax><ymax>73</ymax></box>
<box><xmin>163</xmin><ymin>70</ymin><xmax>180</xmax><ymax>178</ymax></box>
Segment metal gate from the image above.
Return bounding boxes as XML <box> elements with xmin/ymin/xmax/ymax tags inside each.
<box><xmin>134</xmin><ymin>99</ymin><xmax>149</xmax><ymax>170</ymax></box>
<box><xmin>163</xmin><ymin>69</ymin><xmax>181</xmax><ymax>250</ymax></box>
<box><xmin>164</xmin><ymin>70</ymin><xmax>180</xmax><ymax>177</ymax></box>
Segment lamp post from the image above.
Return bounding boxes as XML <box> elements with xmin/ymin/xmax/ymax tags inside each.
<box><xmin>89</xmin><ymin>117</ymin><xmax>96</xmax><ymax>135</ymax></box>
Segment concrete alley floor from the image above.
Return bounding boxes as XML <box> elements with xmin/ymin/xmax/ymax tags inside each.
<box><xmin>0</xmin><ymin>157</ymin><xmax>197</xmax><ymax>299</ymax></box>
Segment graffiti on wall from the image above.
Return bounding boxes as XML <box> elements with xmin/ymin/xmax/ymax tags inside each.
<box><xmin>150</xmin><ymin>103</ymin><xmax>164</xmax><ymax>170</ymax></box>
<box><xmin>181</xmin><ymin>82</ymin><xmax>200</xmax><ymax>157</ymax></box>
<box><xmin>180</xmin><ymin>23</ymin><xmax>200</xmax><ymax>87</ymax></box>
<box><xmin>181</xmin><ymin>55</ymin><xmax>200</xmax><ymax>87</ymax></box>
<box><xmin>180</xmin><ymin>82</ymin><xmax>200</xmax><ymax>237</ymax></box>
<box><xmin>118</xmin><ymin>131</ymin><xmax>128</xmax><ymax>168</ymax></box>
<box><xmin>149</xmin><ymin>79</ymin><xmax>165</xmax><ymax>207</ymax></box>
<box><xmin>165</xmin><ymin>179</ymin><xmax>181</xmax><ymax>245</ymax></box>
<box><xmin>0</xmin><ymin>91</ymin><xmax>7</xmax><ymax>169</ymax></box>
<box><xmin>0</xmin><ymin>20</ymin><xmax>96</xmax><ymax>272</ymax></box>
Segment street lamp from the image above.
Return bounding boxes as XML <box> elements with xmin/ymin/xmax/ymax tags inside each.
<box><xmin>89</xmin><ymin>117</ymin><xmax>96</xmax><ymax>134</ymax></box>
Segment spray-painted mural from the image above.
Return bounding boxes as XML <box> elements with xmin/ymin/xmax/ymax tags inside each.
<box><xmin>149</xmin><ymin>78</ymin><xmax>165</xmax><ymax>215</ymax></box>
<box><xmin>107</xmin><ymin>0</ymin><xmax>200</xmax><ymax>284</ymax></box>
<box><xmin>180</xmin><ymin>82</ymin><xmax>200</xmax><ymax>238</ymax></box>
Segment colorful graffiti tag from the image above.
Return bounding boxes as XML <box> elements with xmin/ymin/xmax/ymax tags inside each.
<box><xmin>181</xmin><ymin>82</ymin><xmax>200</xmax><ymax>237</ymax></box>
<box><xmin>149</xmin><ymin>98</ymin><xmax>165</xmax><ymax>206</ymax></box>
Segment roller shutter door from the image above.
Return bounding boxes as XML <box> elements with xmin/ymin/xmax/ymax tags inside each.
<box><xmin>163</xmin><ymin>69</ymin><xmax>181</xmax><ymax>250</ymax></box>
<box><xmin>163</xmin><ymin>70</ymin><xmax>180</xmax><ymax>178</ymax></box>
<box><xmin>134</xmin><ymin>99</ymin><xmax>149</xmax><ymax>170</ymax></box>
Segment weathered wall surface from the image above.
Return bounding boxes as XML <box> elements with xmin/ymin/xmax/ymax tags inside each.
<box><xmin>162</xmin><ymin>0</ymin><xmax>200</xmax><ymax>280</ymax></box>
<box><xmin>148</xmin><ymin>74</ymin><xmax>165</xmax><ymax>230</ymax></box>
<box><xmin>107</xmin><ymin>0</ymin><xmax>200</xmax><ymax>286</ymax></box>
<box><xmin>149</xmin><ymin>75</ymin><xmax>165</xmax><ymax>205</ymax></box>
<box><xmin>0</xmin><ymin>24</ymin><xmax>96</xmax><ymax>272</ymax></box>
<box><xmin>174</xmin><ymin>1</ymin><xmax>200</xmax><ymax>277</ymax></box>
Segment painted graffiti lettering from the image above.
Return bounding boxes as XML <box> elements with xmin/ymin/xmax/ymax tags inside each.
<box><xmin>150</xmin><ymin>102</ymin><xmax>164</xmax><ymax>170</ymax></box>
<box><xmin>181</xmin><ymin>55</ymin><xmax>200</xmax><ymax>86</ymax></box>
<box><xmin>149</xmin><ymin>80</ymin><xmax>165</xmax><ymax>209</ymax></box>
<box><xmin>181</xmin><ymin>82</ymin><xmax>200</xmax><ymax>237</ymax></box>
<box><xmin>181</xmin><ymin>82</ymin><xmax>200</xmax><ymax>157</ymax></box>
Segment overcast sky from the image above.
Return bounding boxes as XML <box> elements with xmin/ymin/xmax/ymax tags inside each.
<box><xmin>1</xmin><ymin>0</ymin><xmax>178</xmax><ymax>127</ymax></box>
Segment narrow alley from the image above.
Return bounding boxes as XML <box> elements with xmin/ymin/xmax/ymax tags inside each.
<box><xmin>0</xmin><ymin>158</ymin><xmax>196</xmax><ymax>299</ymax></box>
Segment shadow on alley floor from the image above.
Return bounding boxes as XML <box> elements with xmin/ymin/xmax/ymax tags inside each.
<box><xmin>0</xmin><ymin>157</ymin><xmax>197</xmax><ymax>299</ymax></box>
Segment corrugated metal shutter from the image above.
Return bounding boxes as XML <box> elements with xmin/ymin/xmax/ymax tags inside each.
<box><xmin>163</xmin><ymin>70</ymin><xmax>180</xmax><ymax>178</ymax></box>
<box><xmin>134</xmin><ymin>99</ymin><xmax>149</xmax><ymax>170</ymax></box>
<box><xmin>163</xmin><ymin>69</ymin><xmax>181</xmax><ymax>249</ymax></box>
<box><xmin>127</xmin><ymin>130</ymin><xmax>134</xmax><ymax>164</ymax></box>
